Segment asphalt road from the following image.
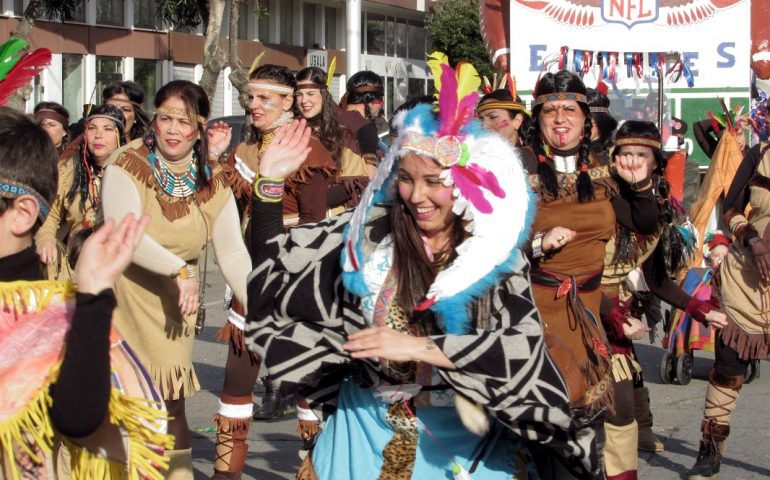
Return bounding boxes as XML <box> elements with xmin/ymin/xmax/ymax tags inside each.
<box><xmin>188</xmin><ymin>261</ymin><xmax>770</xmax><ymax>479</ymax></box>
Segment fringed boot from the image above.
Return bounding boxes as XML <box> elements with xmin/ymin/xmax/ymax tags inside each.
<box><xmin>687</xmin><ymin>368</ymin><xmax>743</xmax><ymax>479</ymax></box>
<box><xmin>296</xmin><ymin>399</ymin><xmax>320</xmax><ymax>457</ymax></box>
<box><xmin>211</xmin><ymin>395</ymin><xmax>253</xmax><ymax>480</ymax></box>
<box><xmin>634</xmin><ymin>386</ymin><xmax>664</xmax><ymax>452</ymax></box>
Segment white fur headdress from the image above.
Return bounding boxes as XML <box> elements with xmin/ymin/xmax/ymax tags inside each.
<box><xmin>340</xmin><ymin>55</ymin><xmax>536</xmax><ymax>334</ymax></box>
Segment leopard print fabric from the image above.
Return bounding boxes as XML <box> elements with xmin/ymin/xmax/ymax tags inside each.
<box><xmin>380</xmin><ymin>400</ymin><xmax>418</xmax><ymax>480</ymax></box>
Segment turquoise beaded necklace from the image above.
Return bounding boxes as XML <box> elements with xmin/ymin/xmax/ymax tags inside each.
<box><xmin>148</xmin><ymin>151</ymin><xmax>198</xmax><ymax>198</ymax></box>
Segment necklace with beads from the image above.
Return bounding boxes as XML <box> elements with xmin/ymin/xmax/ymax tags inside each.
<box><xmin>148</xmin><ymin>151</ymin><xmax>198</xmax><ymax>198</ymax></box>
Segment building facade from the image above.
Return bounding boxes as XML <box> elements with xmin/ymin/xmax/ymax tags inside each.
<box><xmin>0</xmin><ymin>0</ymin><xmax>433</xmax><ymax>121</ymax></box>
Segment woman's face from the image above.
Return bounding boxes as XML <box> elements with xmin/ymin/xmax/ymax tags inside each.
<box><xmin>106</xmin><ymin>93</ymin><xmax>135</xmax><ymax>134</ymax></box>
<box><xmin>154</xmin><ymin>96</ymin><xmax>199</xmax><ymax>162</ymax></box>
<box><xmin>248</xmin><ymin>83</ymin><xmax>294</xmax><ymax>131</ymax></box>
<box><xmin>397</xmin><ymin>152</ymin><xmax>456</xmax><ymax>243</ymax></box>
<box><xmin>86</xmin><ymin>117</ymin><xmax>119</xmax><ymax>164</ymax></box>
<box><xmin>41</xmin><ymin>118</ymin><xmax>66</xmax><ymax>147</ymax></box>
<box><xmin>538</xmin><ymin>99</ymin><xmax>585</xmax><ymax>150</ymax></box>
<box><xmin>295</xmin><ymin>82</ymin><xmax>324</xmax><ymax>119</ymax></box>
<box><xmin>479</xmin><ymin>107</ymin><xmax>523</xmax><ymax>144</ymax></box>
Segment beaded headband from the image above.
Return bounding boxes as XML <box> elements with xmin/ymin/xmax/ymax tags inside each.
<box><xmin>0</xmin><ymin>176</ymin><xmax>51</xmax><ymax>222</ymax></box>
<box><xmin>476</xmin><ymin>101</ymin><xmax>531</xmax><ymax>116</ymax></box>
<box><xmin>295</xmin><ymin>83</ymin><xmax>327</xmax><ymax>91</ymax></box>
<box><xmin>614</xmin><ymin>136</ymin><xmax>661</xmax><ymax>149</ymax></box>
<box><xmin>247</xmin><ymin>82</ymin><xmax>295</xmax><ymax>95</ymax></box>
<box><xmin>87</xmin><ymin>113</ymin><xmax>125</xmax><ymax>130</ymax></box>
<box><xmin>534</xmin><ymin>92</ymin><xmax>588</xmax><ymax>105</ymax></box>
<box><xmin>155</xmin><ymin>106</ymin><xmax>206</xmax><ymax>125</ymax></box>
<box><xmin>589</xmin><ymin>106</ymin><xmax>610</xmax><ymax>113</ymax></box>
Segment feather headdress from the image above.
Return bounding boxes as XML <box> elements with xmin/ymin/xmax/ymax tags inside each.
<box><xmin>0</xmin><ymin>37</ymin><xmax>51</xmax><ymax>106</ymax></box>
<box><xmin>341</xmin><ymin>53</ymin><xmax>536</xmax><ymax>334</ymax></box>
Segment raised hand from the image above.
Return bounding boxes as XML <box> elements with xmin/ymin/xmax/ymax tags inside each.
<box><xmin>75</xmin><ymin>213</ymin><xmax>150</xmax><ymax>295</ymax></box>
<box><xmin>614</xmin><ymin>153</ymin><xmax>650</xmax><ymax>185</ymax></box>
<box><xmin>206</xmin><ymin>120</ymin><xmax>232</xmax><ymax>158</ymax></box>
<box><xmin>258</xmin><ymin>118</ymin><xmax>312</xmax><ymax>179</ymax></box>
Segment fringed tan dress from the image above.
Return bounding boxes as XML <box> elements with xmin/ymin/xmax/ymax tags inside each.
<box><xmin>720</xmin><ymin>144</ymin><xmax>770</xmax><ymax>360</ymax></box>
<box><xmin>103</xmin><ymin>144</ymin><xmax>250</xmax><ymax>400</ymax></box>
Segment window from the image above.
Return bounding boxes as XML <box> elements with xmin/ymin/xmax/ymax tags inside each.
<box><xmin>280</xmin><ymin>0</ymin><xmax>293</xmax><ymax>45</ymax></box>
<box><xmin>303</xmin><ymin>3</ymin><xmax>316</xmax><ymax>47</ymax></box>
<box><xmin>366</xmin><ymin>13</ymin><xmax>385</xmax><ymax>55</ymax></box>
<box><xmin>386</xmin><ymin>76</ymin><xmax>394</xmax><ymax>117</ymax></box>
<box><xmin>134</xmin><ymin>59</ymin><xmax>162</xmax><ymax>114</ymax></box>
<box><xmin>97</xmin><ymin>0</ymin><xmax>125</xmax><ymax>26</ymax></box>
<box><xmin>13</xmin><ymin>0</ymin><xmax>23</xmax><ymax>16</ymax></box>
<box><xmin>257</xmin><ymin>0</ymin><xmax>270</xmax><ymax>42</ymax></box>
<box><xmin>408</xmin><ymin>78</ymin><xmax>424</xmax><ymax>101</ymax></box>
<box><xmin>62</xmin><ymin>54</ymin><xmax>84</xmax><ymax>125</ymax></box>
<box><xmin>134</xmin><ymin>0</ymin><xmax>160</xmax><ymax>29</ymax></box>
<box><xmin>95</xmin><ymin>56</ymin><xmax>123</xmax><ymax>105</ymax></box>
<box><xmin>325</xmin><ymin>7</ymin><xmax>337</xmax><ymax>49</ymax></box>
<box><xmin>407</xmin><ymin>21</ymin><xmax>425</xmax><ymax>60</ymax></box>
<box><xmin>395</xmin><ymin>19</ymin><xmax>407</xmax><ymax>58</ymax></box>
<box><xmin>238</xmin><ymin>1</ymin><xmax>250</xmax><ymax>39</ymax></box>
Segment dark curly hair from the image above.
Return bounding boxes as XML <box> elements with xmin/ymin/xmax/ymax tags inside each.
<box><xmin>103</xmin><ymin>81</ymin><xmax>150</xmax><ymax>140</ymax></box>
<box><xmin>527</xmin><ymin>71</ymin><xmax>593</xmax><ymax>202</ymax></box>
<box><xmin>295</xmin><ymin>66</ymin><xmax>345</xmax><ymax>162</ymax></box>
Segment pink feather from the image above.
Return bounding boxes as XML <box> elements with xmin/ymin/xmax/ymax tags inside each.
<box><xmin>449</xmin><ymin>92</ymin><xmax>479</xmax><ymax>135</ymax></box>
<box><xmin>451</xmin><ymin>164</ymin><xmax>493</xmax><ymax>213</ymax></box>
<box><xmin>438</xmin><ymin>64</ymin><xmax>458</xmax><ymax>136</ymax></box>
<box><xmin>466</xmin><ymin>163</ymin><xmax>505</xmax><ymax>198</ymax></box>
<box><xmin>0</xmin><ymin>48</ymin><xmax>51</xmax><ymax>106</ymax></box>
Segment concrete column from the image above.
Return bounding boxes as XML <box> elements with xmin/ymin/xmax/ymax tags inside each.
<box><xmin>85</xmin><ymin>54</ymin><xmax>97</xmax><ymax>104</ymax></box>
<box><xmin>345</xmin><ymin>0</ymin><xmax>361</xmax><ymax>80</ymax></box>
<box><xmin>44</xmin><ymin>54</ymin><xmax>63</xmax><ymax>103</ymax></box>
<box><xmin>123</xmin><ymin>56</ymin><xmax>135</xmax><ymax>81</ymax></box>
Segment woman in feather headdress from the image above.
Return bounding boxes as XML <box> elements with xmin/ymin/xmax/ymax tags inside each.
<box><xmin>243</xmin><ymin>59</ymin><xmax>604</xmax><ymax>479</ymax></box>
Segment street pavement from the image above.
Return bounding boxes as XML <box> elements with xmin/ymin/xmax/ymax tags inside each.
<box><xmin>188</xmin><ymin>261</ymin><xmax>770</xmax><ymax>479</ymax></box>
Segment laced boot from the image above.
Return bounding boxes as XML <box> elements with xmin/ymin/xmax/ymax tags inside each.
<box><xmin>633</xmin><ymin>386</ymin><xmax>664</xmax><ymax>452</ymax></box>
<box><xmin>688</xmin><ymin>421</ymin><xmax>729</xmax><ymax>479</ymax></box>
<box><xmin>211</xmin><ymin>395</ymin><xmax>252</xmax><ymax>479</ymax></box>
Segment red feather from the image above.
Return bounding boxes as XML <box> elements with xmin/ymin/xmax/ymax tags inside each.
<box><xmin>0</xmin><ymin>48</ymin><xmax>51</xmax><ymax>106</ymax></box>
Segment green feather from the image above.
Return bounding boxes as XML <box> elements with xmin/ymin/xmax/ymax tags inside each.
<box><xmin>0</xmin><ymin>37</ymin><xmax>29</xmax><ymax>81</ymax></box>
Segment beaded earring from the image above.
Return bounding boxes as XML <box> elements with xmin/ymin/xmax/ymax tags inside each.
<box><xmin>144</xmin><ymin>129</ymin><xmax>156</xmax><ymax>151</ymax></box>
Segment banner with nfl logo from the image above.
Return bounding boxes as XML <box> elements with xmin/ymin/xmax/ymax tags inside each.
<box><xmin>509</xmin><ymin>0</ymin><xmax>750</xmax><ymax>90</ymax></box>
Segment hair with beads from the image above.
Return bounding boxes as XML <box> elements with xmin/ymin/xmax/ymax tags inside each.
<box><xmin>527</xmin><ymin>71</ymin><xmax>593</xmax><ymax>202</ymax></box>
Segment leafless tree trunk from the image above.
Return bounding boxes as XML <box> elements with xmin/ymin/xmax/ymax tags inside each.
<box><xmin>198</xmin><ymin>0</ymin><xmax>228</xmax><ymax>102</ymax></box>
<box><xmin>227</xmin><ymin>0</ymin><xmax>251</xmax><ymax>112</ymax></box>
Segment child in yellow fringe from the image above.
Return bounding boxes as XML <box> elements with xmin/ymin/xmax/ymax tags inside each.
<box><xmin>0</xmin><ymin>106</ymin><xmax>172</xmax><ymax>480</ymax></box>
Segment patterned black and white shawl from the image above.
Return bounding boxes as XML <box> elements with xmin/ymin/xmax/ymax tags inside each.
<box><xmin>244</xmin><ymin>205</ymin><xmax>602</xmax><ymax>478</ymax></box>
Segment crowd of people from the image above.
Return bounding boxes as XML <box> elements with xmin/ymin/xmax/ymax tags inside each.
<box><xmin>1</xmin><ymin>54</ymin><xmax>768</xmax><ymax>480</ymax></box>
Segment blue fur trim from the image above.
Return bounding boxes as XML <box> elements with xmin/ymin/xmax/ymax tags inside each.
<box><xmin>403</xmin><ymin>104</ymin><xmax>438</xmax><ymax>135</ymax></box>
<box><xmin>433</xmin><ymin>185</ymin><xmax>537</xmax><ymax>334</ymax></box>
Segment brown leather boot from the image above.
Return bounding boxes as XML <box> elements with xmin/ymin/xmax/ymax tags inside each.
<box><xmin>633</xmin><ymin>386</ymin><xmax>664</xmax><ymax>452</ymax></box>
<box><xmin>212</xmin><ymin>396</ymin><xmax>252</xmax><ymax>480</ymax></box>
<box><xmin>687</xmin><ymin>421</ymin><xmax>729</xmax><ymax>479</ymax></box>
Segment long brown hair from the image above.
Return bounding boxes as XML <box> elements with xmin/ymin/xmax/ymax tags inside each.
<box><xmin>389</xmin><ymin>191</ymin><xmax>465</xmax><ymax>332</ymax></box>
